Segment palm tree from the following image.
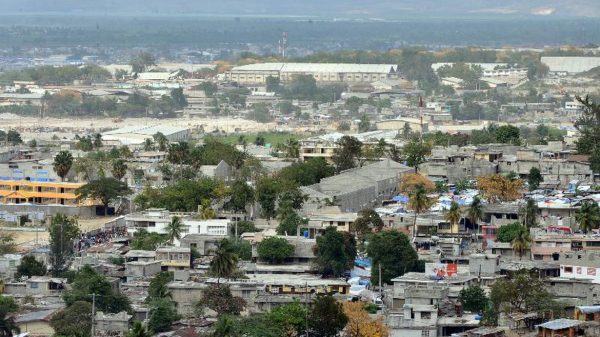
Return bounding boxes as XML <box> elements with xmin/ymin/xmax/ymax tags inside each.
<box><xmin>143</xmin><ymin>138</ymin><xmax>154</xmax><ymax>152</ymax></box>
<box><xmin>0</xmin><ymin>310</ymin><xmax>20</xmax><ymax>337</ymax></box>
<box><xmin>153</xmin><ymin>132</ymin><xmax>168</xmax><ymax>152</ymax></box>
<box><xmin>126</xmin><ymin>320</ymin><xmax>151</xmax><ymax>337</ymax></box>
<box><xmin>111</xmin><ymin>159</ymin><xmax>128</xmax><ymax>181</ymax></box>
<box><xmin>53</xmin><ymin>150</ymin><xmax>73</xmax><ymax>181</ymax></box>
<box><xmin>468</xmin><ymin>196</ymin><xmax>484</xmax><ymax>233</ymax></box>
<box><xmin>408</xmin><ymin>184</ymin><xmax>431</xmax><ymax>237</ymax></box>
<box><xmin>285</xmin><ymin>138</ymin><xmax>300</xmax><ymax>159</ymax></box>
<box><xmin>166</xmin><ymin>216</ymin><xmax>185</xmax><ymax>244</ymax></box>
<box><xmin>209</xmin><ymin>239</ymin><xmax>238</xmax><ymax>282</ymax></box>
<box><xmin>511</xmin><ymin>226</ymin><xmax>532</xmax><ymax>260</ymax></box>
<box><xmin>199</xmin><ymin>199</ymin><xmax>216</xmax><ymax>220</ymax></box>
<box><xmin>521</xmin><ymin>199</ymin><xmax>539</xmax><ymax>228</ymax></box>
<box><xmin>444</xmin><ymin>201</ymin><xmax>461</xmax><ymax>234</ymax></box>
<box><xmin>576</xmin><ymin>201</ymin><xmax>600</xmax><ymax>233</ymax></box>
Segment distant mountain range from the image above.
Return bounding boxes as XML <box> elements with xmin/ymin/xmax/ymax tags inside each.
<box><xmin>2</xmin><ymin>0</ymin><xmax>600</xmax><ymax>18</ymax></box>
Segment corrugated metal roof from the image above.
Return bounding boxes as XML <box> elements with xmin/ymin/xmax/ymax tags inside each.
<box><xmin>536</xmin><ymin>318</ymin><xmax>582</xmax><ymax>330</ymax></box>
<box><xmin>232</xmin><ymin>62</ymin><xmax>397</xmax><ymax>74</ymax></box>
<box><xmin>541</xmin><ymin>57</ymin><xmax>600</xmax><ymax>74</ymax></box>
<box><xmin>578</xmin><ymin>305</ymin><xmax>600</xmax><ymax>314</ymax></box>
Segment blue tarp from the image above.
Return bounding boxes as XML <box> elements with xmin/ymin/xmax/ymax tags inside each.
<box><xmin>392</xmin><ymin>196</ymin><xmax>409</xmax><ymax>203</ymax></box>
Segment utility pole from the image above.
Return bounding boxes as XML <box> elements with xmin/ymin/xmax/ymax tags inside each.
<box><xmin>379</xmin><ymin>262</ymin><xmax>382</xmax><ymax>302</ymax></box>
<box><xmin>91</xmin><ymin>293</ymin><xmax>96</xmax><ymax>337</ymax></box>
<box><xmin>305</xmin><ymin>282</ymin><xmax>309</xmax><ymax>337</ymax></box>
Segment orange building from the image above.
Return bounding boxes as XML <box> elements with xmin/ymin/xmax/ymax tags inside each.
<box><xmin>0</xmin><ymin>180</ymin><xmax>96</xmax><ymax>206</ymax></box>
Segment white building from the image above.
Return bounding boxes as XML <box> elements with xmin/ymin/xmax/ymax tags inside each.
<box><xmin>125</xmin><ymin>208</ymin><xmax>230</xmax><ymax>244</ymax></box>
<box><xmin>102</xmin><ymin>125</ymin><xmax>190</xmax><ymax>146</ymax></box>
<box><xmin>226</xmin><ymin>62</ymin><xmax>401</xmax><ymax>84</ymax></box>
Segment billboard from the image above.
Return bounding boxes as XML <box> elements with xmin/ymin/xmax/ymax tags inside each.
<box><xmin>425</xmin><ymin>263</ymin><xmax>458</xmax><ymax>279</ymax></box>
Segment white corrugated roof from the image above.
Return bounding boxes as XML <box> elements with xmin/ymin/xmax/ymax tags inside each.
<box><xmin>232</xmin><ymin>63</ymin><xmax>397</xmax><ymax>74</ymax></box>
<box><xmin>103</xmin><ymin>125</ymin><xmax>188</xmax><ymax>137</ymax></box>
<box><xmin>541</xmin><ymin>56</ymin><xmax>600</xmax><ymax>74</ymax></box>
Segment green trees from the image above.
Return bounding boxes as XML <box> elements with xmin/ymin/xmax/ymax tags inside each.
<box><xmin>0</xmin><ymin>295</ymin><xmax>19</xmax><ymax>337</ymax></box>
<box><xmin>277</xmin><ymin>158</ymin><xmax>335</xmax><ymax>186</ymax></box>
<box><xmin>111</xmin><ymin>159</ymin><xmax>128</xmax><ymax>181</ymax></box>
<box><xmin>76</xmin><ymin>177</ymin><xmax>132</xmax><ymax>216</ymax></box>
<box><xmin>170</xmin><ymin>88</ymin><xmax>187</xmax><ymax>109</ymax></box>
<box><xmin>130</xmin><ymin>52</ymin><xmax>156</xmax><ymax>73</ymax></box>
<box><xmin>351</xmin><ymin>208</ymin><xmax>384</xmax><ymax>239</ymax></box>
<box><xmin>527</xmin><ymin>167</ymin><xmax>543</xmax><ymax>191</ymax></box>
<box><xmin>197</xmin><ymin>285</ymin><xmax>246</xmax><ymax>316</ymax></box>
<box><xmin>257</xmin><ymin>237</ymin><xmax>294</xmax><ymax>264</ymax></box>
<box><xmin>367</xmin><ymin>230</ymin><xmax>418</xmax><ymax>284</ymax></box>
<box><xmin>131</xmin><ymin>229</ymin><xmax>167</xmax><ymax>251</ymax></box>
<box><xmin>574</xmin><ymin>96</ymin><xmax>600</xmax><ymax>172</ymax></box>
<box><xmin>63</xmin><ymin>265</ymin><xmax>131</xmax><ymax>313</ymax></box>
<box><xmin>255</xmin><ymin>177</ymin><xmax>279</xmax><ymax>220</ymax></box>
<box><xmin>15</xmin><ymin>255</ymin><xmax>46</xmax><ymax>279</ymax></box>
<box><xmin>358</xmin><ymin>115</ymin><xmax>372</xmax><ymax>132</ymax></box>
<box><xmin>53</xmin><ymin>150</ymin><xmax>74</xmax><ymax>181</ymax></box>
<box><xmin>249</xmin><ymin>103</ymin><xmax>272</xmax><ymax>123</ymax></box>
<box><xmin>148</xmin><ymin>298</ymin><xmax>180</xmax><ymax>333</ymax></box>
<box><xmin>167</xmin><ymin>142</ymin><xmax>191</xmax><ymax>165</ymax></box>
<box><xmin>50</xmin><ymin>301</ymin><xmax>91</xmax><ymax>337</ymax></box>
<box><xmin>134</xmin><ymin>178</ymin><xmax>223</xmax><ymax>212</ymax></box>
<box><xmin>459</xmin><ymin>285</ymin><xmax>489</xmax><ymax>313</ymax></box>
<box><xmin>467</xmin><ymin>196</ymin><xmax>484</xmax><ymax>231</ymax></box>
<box><xmin>521</xmin><ymin>199</ymin><xmax>539</xmax><ymax>228</ymax></box>
<box><xmin>266</xmin><ymin>300</ymin><xmax>308</xmax><ymax>337</ymax></box>
<box><xmin>511</xmin><ymin>226</ymin><xmax>532</xmax><ymax>260</ymax></box>
<box><xmin>49</xmin><ymin>213</ymin><xmax>80</xmax><ymax>276</ymax></box>
<box><xmin>494</xmin><ymin>125</ymin><xmax>521</xmax><ymax>145</ymax></box>
<box><xmin>403</xmin><ymin>139</ymin><xmax>431</xmax><ymax>172</ymax></box>
<box><xmin>308</xmin><ymin>296</ymin><xmax>348</xmax><ymax>337</ymax></box>
<box><xmin>126</xmin><ymin>321</ymin><xmax>151</xmax><ymax>337</ymax></box>
<box><xmin>408</xmin><ymin>184</ymin><xmax>432</xmax><ymax>235</ymax></box>
<box><xmin>209</xmin><ymin>239</ymin><xmax>239</xmax><ymax>279</ymax></box>
<box><xmin>165</xmin><ymin>216</ymin><xmax>185</xmax><ymax>244</ymax></box>
<box><xmin>194</xmin><ymin>82</ymin><xmax>218</xmax><ymax>97</ymax></box>
<box><xmin>226</xmin><ymin>180</ymin><xmax>255</xmax><ymax>213</ymax></box>
<box><xmin>444</xmin><ymin>201</ymin><xmax>461</xmax><ymax>233</ymax></box>
<box><xmin>485</xmin><ymin>271</ymin><xmax>560</xmax><ymax>325</ymax></box>
<box><xmin>332</xmin><ymin>136</ymin><xmax>362</xmax><ymax>172</ymax></box>
<box><xmin>576</xmin><ymin>201</ymin><xmax>600</xmax><ymax>233</ymax></box>
<box><xmin>277</xmin><ymin>212</ymin><xmax>305</xmax><ymax>236</ymax></box>
<box><xmin>496</xmin><ymin>222</ymin><xmax>524</xmax><ymax>243</ymax></box>
<box><xmin>314</xmin><ymin>227</ymin><xmax>356</xmax><ymax>277</ymax></box>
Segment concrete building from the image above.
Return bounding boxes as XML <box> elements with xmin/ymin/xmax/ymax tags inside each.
<box><xmin>15</xmin><ymin>308</ymin><xmax>59</xmax><ymax>337</ymax></box>
<box><xmin>301</xmin><ymin>159</ymin><xmax>412</xmax><ymax>212</ymax></box>
<box><xmin>95</xmin><ymin>311</ymin><xmax>132</xmax><ymax>335</ymax></box>
<box><xmin>226</xmin><ymin>63</ymin><xmax>400</xmax><ymax>84</ymax></box>
<box><xmin>376</xmin><ymin>117</ymin><xmax>429</xmax><ymax>134</ymax></box>
<box><xmin>156</xmin><ymin>247</ymin><xmax>191</xmax><ymax>270</ymax></box>
<box><xmin>25</xmin><ymin>277</ymin><xmax>67</xmax><ymax>295</ymax></box>
<box><xmin>199</xmin><ymin>160</ymin><xmax>232</xmax><ymax>182</ymax></box>
<box><xmin>124</xmin><ymin>260</ymin><xmax>162</xmax><ymax>282</ymax></box>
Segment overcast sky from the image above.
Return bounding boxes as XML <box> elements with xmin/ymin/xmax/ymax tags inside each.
<box><xmin>1</xmin><ymin>0</ymin><xmax>599</xmax><ymax>18</ymax></box>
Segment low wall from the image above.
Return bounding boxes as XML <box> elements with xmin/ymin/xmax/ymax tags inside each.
<box><xmin>0</xmin><ymin>204</ymin><xmax>97</xmax><ymax>219</ymax></box>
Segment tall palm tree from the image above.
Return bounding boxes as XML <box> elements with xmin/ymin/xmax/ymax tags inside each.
<box><xmin>166</xmin><ymin>216</ymin><xmax>185</xmax><ymax>244</ymax></box>
<box><xmin>576</xmin><ymin>201</ymin><xmax>600</xmax><ymax>233</ymax></box>
<box><xmin>126</xmin><ymin>320</ymin><xmax>151</xmax><ymax>337</ymax></box>
<box><xmin>444</xmin><ymin>201</ymin><xmax>461</xmax><ymax>234</ymax></box>
<box><xmin>512</xmin><ymin>226</ymin><xmax>532</xmax><ymax>260</ymax></box>
<box><xmin>0</xmin><ymin>310</ymin><xmax>20</xmax><ymax>337</ymax></box>
<box><xmin>468</xmin><ymin>196</ymin><xmax>484</xmax><ymax>232</ymax></box>
<box><xmin>111</xmin><ymin>159</ymin><xmax>128</xmax><ymax>181</ymax></box>
<box><xmin>53</xmin><ymin>150</ymin><xmax>74</xmax><ymax>181</ymax></box>
<box><xmin>285</xmin><ymin>138</ymin><xmax>300</xmax><ymax>159</ymax></box>
<box><xmin>199</xmin><ymin>199</ymin><xmax>216</xmax><ymax>220</ymax></box>
<box><xmin>521</xmin><ymin>199</ymin><xmax>539</xmax><ymax>229</ymax></box>
<box><xmin>143</xmin><ymin>138</ymin><xmax>154</xmax><ymax>152</ymax></box>
<box><xmin>153</xmin><ymin>132</ymin><xmax>168</xmax><ymax>152</ymax></box>
<box><xmin>408</xmin><ymin>184</ymin><xmax>431</xmax><ymax>237</ymax></box>
<box><xmin>209</xmin><ymin>239</ymin><xmax>238</xmax><ymax>283</ymax></box>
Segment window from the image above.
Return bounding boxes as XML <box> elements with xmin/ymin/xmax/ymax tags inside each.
<box><xmin>564</xmin><ymin>266</ymin><xmax>573</xmax><ymax>273</ymax></box>
<box><xmin>421</xmin><ymin>312</ymin><xmax>431</xmax><ymax>319</ymax></box>
<box><xmin>421</xmin><ymin>331</ymin><xmax>430</xmax><ymax>337</ymax></box>
<box><xmin>30</xmin><ymin>282</ymin><xmax>39</xmax><ymax>289</ymax></box>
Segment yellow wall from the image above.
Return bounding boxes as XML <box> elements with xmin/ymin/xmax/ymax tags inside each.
<box><xmin>18</xmin><ymin>321</ymin><xmax>55</xmax><ymax>337</ymax></box>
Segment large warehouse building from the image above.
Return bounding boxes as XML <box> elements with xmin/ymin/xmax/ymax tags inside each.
<box><xmin>226</xmin><ymin>62</ymin><xmax>401</xmax><ymax>84</ymax></box>
<box><xmin>102</xmin><ymin>125</ymin><xmax>190</xmax><ymax>146</ymax></box>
